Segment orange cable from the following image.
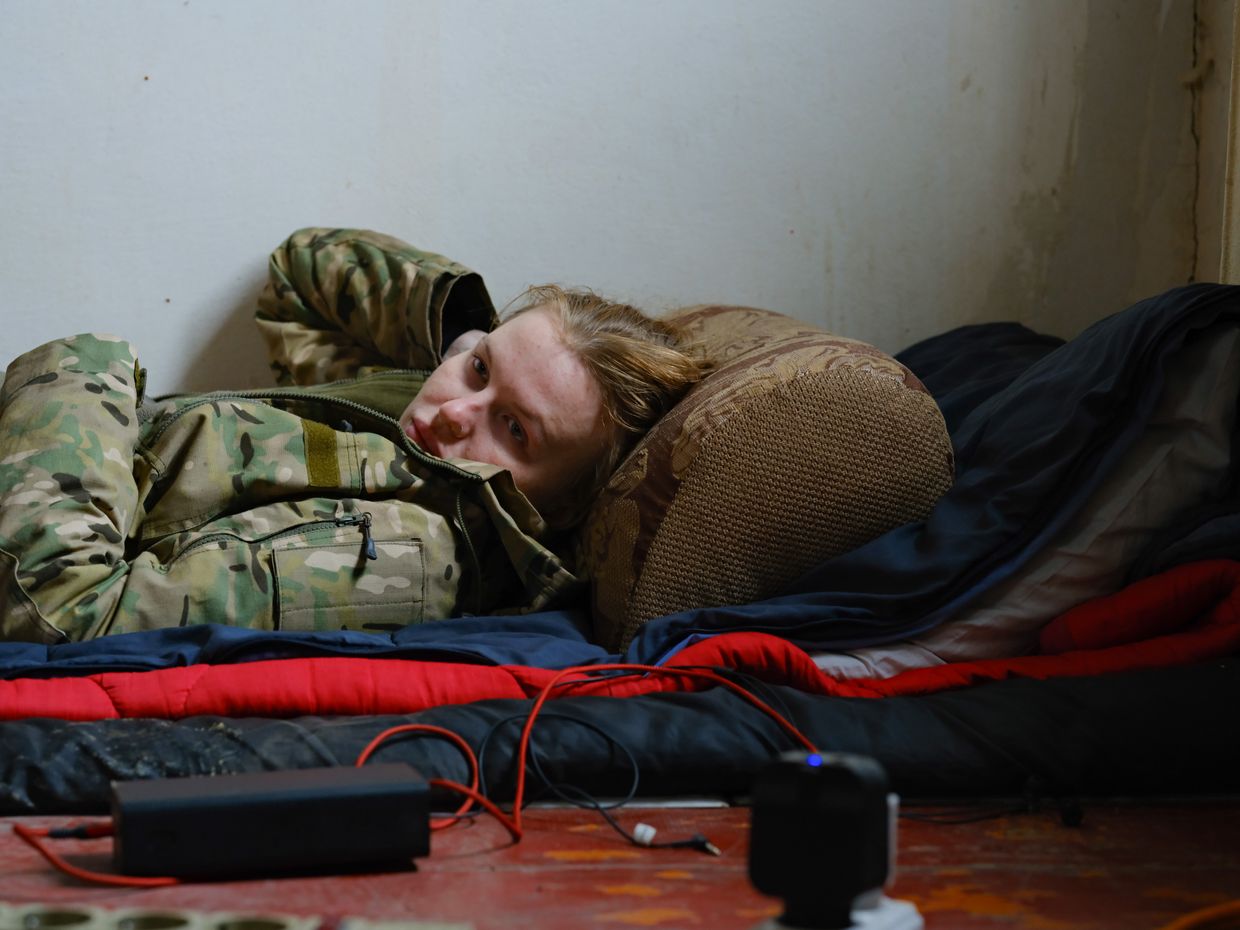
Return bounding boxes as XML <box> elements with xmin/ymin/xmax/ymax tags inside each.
<box><xmin>1158</xmin><ymin>899</ymin><xmax>1240</xmax><ymax>930</ymax></box>
<box><xmin>509</xmin><ymin>662</ymin><xmax>820</xmax><ymax>831</ymax></box>
<box><xmin>22</xmin><ymin>661</ymin><xmax>815</xmax><ymax>882</ymax></box>
<box><xmin>11</xmin><ymin>823</ymin><xmax>178</xmax><ymax>888</ymax></box>
<box><xmin>354</xmin><ymin>723</ymin><xmax>480</xmax><ymax>829</ymax></box>
<box><xmin>352</xmin><ymin>662</ymin><xmax>818</xmax><ymax>840</ymax></box>
<box><xmin>428</xmin><ymin>778</ymin><xmax>522</xmax><ymax>844</ymax></box>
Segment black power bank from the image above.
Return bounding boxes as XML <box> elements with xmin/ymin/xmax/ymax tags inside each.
<box><xmin>110</xmin><ymin>763</ymin><xmax>430</xmax><ymax>879</ymax></box>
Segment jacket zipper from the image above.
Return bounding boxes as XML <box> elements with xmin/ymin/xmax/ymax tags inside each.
<box><xmin>168</xmin><ymin>512</ymin><xmax>377</xmax><ymax>566</ymax></box>
<box><xmin>146</xmin><ymin>389</ymin><xmax>483</xmax><ymax>482</ymax></box>
<box><xmin>149</xmin><ymin>387</ymin><xmax>483</xmax><ymax>584</ymax></box>
<box><xmin>353</xmin><ymin>511</ymin><xmax>378</xmax><ymax>560</ymax></box>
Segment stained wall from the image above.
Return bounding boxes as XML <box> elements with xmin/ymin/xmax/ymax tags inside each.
<box><xmin>0</xmin><ymin>1</ymin><xmax>1227</xmax><ymax>390</ymax></box>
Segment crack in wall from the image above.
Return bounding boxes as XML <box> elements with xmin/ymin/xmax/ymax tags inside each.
<box><xmin>1186</xmin><ymin>0</ymin><xmax>1208</xmax><ymax>282</ymax></box>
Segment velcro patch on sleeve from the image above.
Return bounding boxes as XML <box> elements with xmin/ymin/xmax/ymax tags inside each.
<box><xmin>303</xmin><ymin>419</ymin><xmax>342</xmax><ymax>488</ymax></box>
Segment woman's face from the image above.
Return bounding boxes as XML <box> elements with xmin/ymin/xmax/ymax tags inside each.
<box><xmin>399</xmin><ymin>307</ymin><xmax>610</xmax><ymax>515</ymax></box>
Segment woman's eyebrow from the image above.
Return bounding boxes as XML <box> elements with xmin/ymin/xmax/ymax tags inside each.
<box><xmin>482</xmin><ymin>337</ymin><xmax>547</xmax><ymax>448</ymax></box>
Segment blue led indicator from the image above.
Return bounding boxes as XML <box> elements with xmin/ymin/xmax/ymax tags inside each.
<box><xmin>806</xmin><ymin>753</ymin><xmax>823</xmax><ymax>767</ymax></box>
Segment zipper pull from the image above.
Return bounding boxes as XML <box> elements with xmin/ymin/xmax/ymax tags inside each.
<box><xmin>338</xmin><ymin>512</ymin><xmax>378</xmax><ymax>561</ymax></box>
<box><xmin>359</xmin><ymin>511</ymin><xmax>377</xmax><ymax>560</ymax></box>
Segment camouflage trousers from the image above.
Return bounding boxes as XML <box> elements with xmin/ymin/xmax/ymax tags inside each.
<box><xmin>0</xmin><ymin>335</ymin><xmax>466</xmax><ymax>644</ymax></box>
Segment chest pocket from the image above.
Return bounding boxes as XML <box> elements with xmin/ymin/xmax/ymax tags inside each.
<box><xmin>273</xmin><ymin>535</ymin><xmax>425</xmax><ymax>632</ymax></box>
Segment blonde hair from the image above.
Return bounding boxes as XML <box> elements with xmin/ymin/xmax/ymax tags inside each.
<box><xmin>506</xmin><ymin>285</ymin><xmax>712</xmax><ymax>528</ymax></box>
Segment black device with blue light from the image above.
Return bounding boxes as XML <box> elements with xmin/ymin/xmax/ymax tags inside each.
<box><xmin>748</xmin><ymin>751</ymin><xmax>921</xmax><ymax>930</ymax></box>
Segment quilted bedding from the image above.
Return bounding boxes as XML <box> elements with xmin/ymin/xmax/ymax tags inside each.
<box><xmin>2</xmin><ymin>283</ymin><xmax>1240</xmax><ymax>813</ymax></box>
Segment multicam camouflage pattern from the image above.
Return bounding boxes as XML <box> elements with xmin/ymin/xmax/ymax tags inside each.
<box><xmin>578</xmin><ymin>304</ymin><xmax>956</xmax><ymax>651</ymax></box>
<box><xmin>257</xmin><ymin>226</ymin><xmax>496</xmax><ymax>392</ymax></box>
<box><xmin>0</xmin><ymin>230</ymin><xmax>579</xmax><ymax>644</ymax></box>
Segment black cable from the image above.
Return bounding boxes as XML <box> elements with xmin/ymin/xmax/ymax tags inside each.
<box><xmin>525</xmin><ymin>778</ymin><xmax>719</xmax><ymax>854</ymax></box>
<box><xmin>475</xmin><ymin>710</ymin><xmax>641</xmax><ymax>811</ymax></box>
<box><xmin>474</xmin><ymin>709</ymin><xmax>720</xmax><ymax>854</ymax></box>
<box><xmin>477</xmin><ymin>662</ymin><xmax>794</xmax><ymax>806</ymax></box>
<box><xmin>696</xmin><ymin>664</ymin><xmax>800</xmax><ymax>723</ymax></box>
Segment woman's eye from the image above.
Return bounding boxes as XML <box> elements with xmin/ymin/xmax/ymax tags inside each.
<box><xmin>471</xmin><ymin>355</ymin><xmax>489</xmax><ymax>381</ymax></box>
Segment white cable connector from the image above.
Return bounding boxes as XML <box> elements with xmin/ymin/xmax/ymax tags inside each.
<box><xmin>632</xmin><ymin>823</ymin><xmax>657</xmax><ymax>846</ymax></box>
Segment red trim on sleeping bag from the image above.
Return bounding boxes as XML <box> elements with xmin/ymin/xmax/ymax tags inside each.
<box><xmin>2</xmin><ymin>560</ymin><xmax>1238</xmax><ymax>721</ymax></box>
<box><xmin>846</xmin><ymin>559</ymin><xmax>1240</xmax><ymax>698</ymax></box>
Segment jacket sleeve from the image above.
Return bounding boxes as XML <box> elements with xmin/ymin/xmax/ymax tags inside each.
<box><xmin>0</xmin><ymin>334</ymin><xmax>143</xmax><ymax>642</ymax></box>
<box><xmin>255</xmin><ymin>228</ymin><xmax>498</xmax><ymax>386</ymax></box>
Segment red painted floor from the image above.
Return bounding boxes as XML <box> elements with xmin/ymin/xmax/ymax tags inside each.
<box><xmin>2</xmin><ymin>800</ymin><xmax>1238</xmax><ymax>929</ymax></box>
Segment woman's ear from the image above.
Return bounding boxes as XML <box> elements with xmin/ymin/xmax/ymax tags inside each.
<box><xmin>443</xmin><ymin>329</ymin><xmax>487</xmax><ymax>360</ymax></box>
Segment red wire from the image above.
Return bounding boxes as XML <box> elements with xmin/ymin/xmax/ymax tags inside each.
<box><xmin>429</xmin><ymin>778</ymin><xmax>522</xmax><ymax>843</ymax></box>
<box><xmin>354</xmin><ymin>728</ymin><xmax>524</xmax><ymax>844</ymax></box>
<box><xmin>1157</xmin><ymin>899</ymin><xmax>1240</xmax><ymax>930</ymax></box>
<box><xmin>354</xmin><ymin>723</ymin><xmax>481</xmax><ymax>829</ymax></box>
<box><xmin>356</xmin><ymin>662</ymin><xmax>820</xmax><ymax>837</ymax></box>
<box><xmin>508</xmin><ymin>662</ymin><xmax>820</xmax><ymax>831</ymax></box>
<box><xmin>11</xmin><ymin>823</ymin><xmax>179</xmax><ymax>888</ymax></box>
<box><xmin>21</xmin><ymin>662</ymin><xmax>815</xmax><ymax>882</ymax></box>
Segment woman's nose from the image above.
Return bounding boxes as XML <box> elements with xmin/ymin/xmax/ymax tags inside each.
<box><xmin>437</xmin><ymin>397</ymin><xmax>477</xmax><ymax>440</ymax></box>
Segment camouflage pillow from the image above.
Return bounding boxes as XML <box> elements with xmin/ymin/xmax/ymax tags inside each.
<box><xmin>576</xmin><ymin>305</ymin><xmax>955</xmax><ymax>651</ymax></box>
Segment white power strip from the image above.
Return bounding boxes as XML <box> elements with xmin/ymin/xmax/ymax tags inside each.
<box><xmin>0</xmin><ymin>903</ymin><xmax>474</xmax><ymax>930</ymax></box>
<box><xmin>752</xmin><ymin>895</ymin><xmax>924</xmax><ymax>930</ymax></box>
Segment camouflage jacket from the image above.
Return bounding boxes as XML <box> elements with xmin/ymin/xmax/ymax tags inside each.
<box><xmin>0</xmin><ymin>228</ymin><xmax>582</xmax><ymax>644</ymax></box>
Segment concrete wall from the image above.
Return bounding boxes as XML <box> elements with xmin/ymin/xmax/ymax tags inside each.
<box><xmin>0</xmin><ymin>0</ymin><xmax>1221</xmax><ymax>392</ymax></box>
<box><xmin>1198</xmin><ymin>0</ymin><xmax>1236</xmax><ymax>281</ymax></box>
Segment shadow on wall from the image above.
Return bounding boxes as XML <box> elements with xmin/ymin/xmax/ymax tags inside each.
<box><xmin>173</xmin><ymin>267</ymin><xmax>276</xmax><ymax>394</ymax></box>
